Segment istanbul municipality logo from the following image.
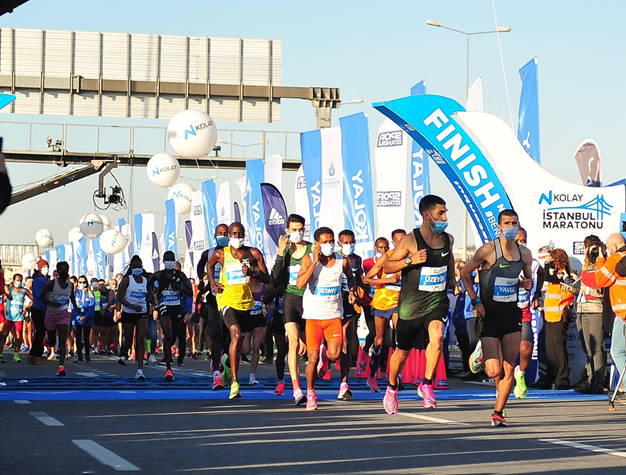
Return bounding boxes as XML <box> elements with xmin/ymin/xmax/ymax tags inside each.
<box><xmin>539</xmin><ymin>191</ymin><xmax>612</xmax><ymax>229</ymax></box>
<box><xmin>329</xmin><ymin>162</ymin><xmax>336</xmax><ymax>177</ymax></box>
<box><xmin>297</xmin><ymin>176</ymin><xmax>306</xmax><ymax>189</ymax></box>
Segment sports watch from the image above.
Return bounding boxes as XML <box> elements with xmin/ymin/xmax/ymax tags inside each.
<box><xmin>404</xmin><ymin>256</ymin><xmax>412</xmax><ymax>266</ymax></box>
<box><xmin>471</xmin><ymin>297</ymin><xmax>481</xmax><ymax>307</ymax></box>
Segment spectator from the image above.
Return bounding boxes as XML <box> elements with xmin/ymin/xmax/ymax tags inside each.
<box><xmin>71</xmin><ymin>275</ymin><xmax>96</xmax><ymax>363</ymax></box>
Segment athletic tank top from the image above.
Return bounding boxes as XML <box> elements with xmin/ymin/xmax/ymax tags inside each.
<box><xmin>47</xmin><ymin>278</ymin><xmax>72</xmax><ymax>312</ymax></box>
<box><xmin>155</xmin><ymin>270</ymin><xmax>184</xmax><ymax>317</ymax></box>
<box><xmin>302</xmin><ymin>254</ymin><xmax>344</xmax><ymax>320</ymax></box>
<box><xmin>9</xmin><ymin>287</ymin><xmax>25</xmax><ymax>319</ymax></box>
<box><xmin>372</xmin><ymin>250</ymin><xmax>402</xmax><ymax>311</ymax></box>
<box><xmin>217</xmin><ymin>246</ymin><xmax>254</xmax><ymax>311</ymax></box>
<box><xmin>479</xmin><ymin>239</ymin><xmax>525</xmax><ymax>314</ymax></box>
<box><xmin>208</xmin><ymin>247</ymin><xmax>223</xmax><ymax>297</ymax></box>
<box><xmin>251</xmin><ymin>283</ymin><xmax>266</xmax><ymax>316</ymax></box>
<box><xmin>93</xmin><ymin>290</ymin><xmax>101</xmax><ymax>312</ymax></box>
<box><xmin>286</xmin><ymin>243</ymin><xmax>313</xmax><ymax>297</ymax></box>
<box><xmin>398</xmin><ymin>228</ymin><xmax>450</xmax><ymax>321</ymax></box>
<box><xmin>124</xmin><ymin>275</ymin><xmax>148</xmax><ymax>314</ymax></box>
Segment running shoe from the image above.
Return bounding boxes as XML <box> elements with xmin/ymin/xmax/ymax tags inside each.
<box><xmin>85</xmin><ymin>357</ymin><xmax>91</xmax><ymax>363</ymax></box>
<box><xmin>135</xmin><ymin>369</ymin><xmax>145</xmax><ymax>380</ymax></box>
<box><xmin>274</xmin><ymin>382</ymin><xmax>285</xmax><ymax>396</ymax></box>
<box><xmin>513</xmin><ymin>365</ymin><xmax>527</xmax><ymax>399</ymax></box>
<box><xmin>13</xmin><ymin>353</ymin><xmax>21</xmax><ymax>363</ymax></box>
<box><xmin>148</xmin><ymin>354</ymin><xmax>157</xmax><ymax>365</ymax></box>
<box><xmin>317</xmin><ymin>346</ymin><xmax>329</xmax><ymax>378</ymax></box>
<box><xmin>249</xmin><ymin>374</ymin><xmax>259</xmax><ymax>386</ymax></box>
<box><xmin>367</xmin><ymin>377</ymin><xmax>380</xmax><ymax>393</ymax></box>
<box><xmin>491</xmin><ymin>411</ymin><xmax>508</xmax><ymax>427</ymax></box>
<box><xmin>221</xmin><ymin>354</ymin><xmax>232</xmax><ymax>386</ymax></box>
<box><xmin>72</xmin><ymin>354</ymin><xmax>78</xmax><ymax>363</ymax></box>
<box><xmin>57</xmin><ymin>365</ymin><xmax>66</xmax><ymax>376</ymax></box>
<box><xmin>294</xmin><ymin>388</ymin><xmax>307</xmax><ymax>406</ymax></box>
<box><xmin>118</xmin><ymin>356</ymin><xmax>127</xmax><ymax>365</ymax></box>
<box><xmin>417</xmin><ymin>382</ymin><xmax>438</xmax><ymax>409</ymax></box>
<box><xmin>229</xmin><ymin>381</ymin><xmax>242</xmax><ymax>399</ymax></box>
<box><xmin>306</xmin><ymin>392</ymin><xmax>317</xmax><ymax>411</ymax></box>
<box><xmin>212</xmin><ymin>374</ymin><xmax>224</xmax><ymax>391</ymax></box>
<box><xmin>358</xmin><ymin>349</ymin><xmax>369</xmax><ymax>371</ymax></box>
<box><xmin>164</xmin><ymin>369</ymin><xmax>174</xmax><ymax>381</ymax></box>
<box><xmin>77</xmin><ymin>358</ymin><xmax>84</xmax><ymax>364</ymax></box>
<box><xmin>27</xmin><ymin>355</ymin><xmax>36</xmax><ymax>365</ymax></box>
<box><xmin>338</xmin><ymin>382</ymin><xmax>353</xmax><ymax>400</ymax></box>
<box><xmin>383</xmin><ymin>385</ymin><xmax>399</xmax><ymax>415</ymax></box>
<box><xmin>470</xmin><ymin>340</ymin><xmax>483</xmax><ymax>374</ymax></box>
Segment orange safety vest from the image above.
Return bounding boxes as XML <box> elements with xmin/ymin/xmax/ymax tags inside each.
<box><xmin>544</xmin><ymin>281</ymin><xmax>575</xmax><ymax>322</ymax></box>
<box><xmin>595</xmin><ymin>251</ymin><xmax>626</xmax><ymax>320</ymax></box>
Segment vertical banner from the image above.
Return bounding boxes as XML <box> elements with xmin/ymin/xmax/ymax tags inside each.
<box><xmin>164</xmin><ymin>199</ymin><xmax>177</xmax><ymax>252</ymax></box>
<box><xmin>264</xmin><ymin>154</ymin><xmax>283</xmax><ymax>191</ymax></box>
<box><xmin>48</xmin><ymin>248</ymin><xmax>58</xmax><ymax>270</ymax></box>
<box><xmin>151</xmin><ymin>233</ymin><xmax>159</xmax><ymax>272</ymax></box>
<box><xmin>320</xmin><ymin>127</ymin><xmax>344</xmax><ymax>233</ymax></box>
<box><xmin>294</xmin><ymin>165</ymin><xmax>311</xmax><ymax>240</ymax></box>
<box><xmin>234</xmin><ymin>202</ymin><xmax>241</xmax><ymax>223</ymax></box>
<box><xmin>92</xmin><ymin>236</ymin><xmax>106</xmax><ymax>280</ymax></box>
<box><xmin>246</xmin><ymin>159</ymin><xmax>265</xmax><ymax>253</ymax></box>
<box><xmin>112</xmin><ymin>221</ymin><xmax>124</xmax><ymax>276</ymax></box>
<box><xmin>65</xmin><ymin>244</ymin><xmax>73</xmax><ymax>276</ymax></box>
<box><xmin>410</xmin><ymin>79</ymin><xmax>429</xmax><ymax>228</ymax></box>
<box><xmin>300</xmin><ymin>130</ymin><xmax>322</xmax><ymax>233</ymax></box>
<box><xmin>216</xmin><ymin>181</ymin><xmax>232</xmax><ymax>225</ymax></box>
<box><xmin>55</xmin><ymin>244</ymin><xmax>65</xmax><ymax>263</ymax></box>
<box><xmin>45</xmin><ymin>250</ymin><xmax>51</xmax><ymax>267</ymax></box>
<box><xmin>518</xmin><ymin>57</ymin><xmax>541</xmax><ymax>163</ymax></box>
<box><xmin>76</xmin><ymin>237</ymin><xmax>87</xmax><ymax>277</ymax></box>
<box><xmin>190</xmin><ymin>190</ymin><xmax>207</xmax><ymax>273</ymax></box>
<box><xmin>119</xmin><ymin>218</ymin><xmax>131</xmax><ymax>272</ymax></box>
<box><xmin>261</xmin><ymin>183</ymin><xmax>288</xmax><ymax>269</ymax></box>
<box><xmin>340</xmin><ymin>112</ymin><xmax>375</xmax><ymax>258</ymax></box>
<box><xmin>574</xmin><ymin>139</ymin><xmax>602</xmax><ymax>187</ymax></box>
<box><xmin>140</xmin><ymin>214</ymin><xmax>156</xmax><ymax>272</ymax></box>
<box><xmin>133</xmin><ymin>214</ymin><xmax>142</xmax><ymax>257</ymax></box>
<box><xmin>235</xmin><ymin>177</ymin><xmax>248</xmax><ymax>231</ymax></box>
<box><xmin>184</xmin><ymin>220</ymin><xmax>194</xmax><ymax>279</ymax></box>
<box><xmin>202</xmin><ymin>180</ymin><xmax>217</xmax><ymax>248</ymax></box>
<box><xmin>375</xmin><ymin>118</ymin><xmax>409</xmax><ymax>240</ymax></box>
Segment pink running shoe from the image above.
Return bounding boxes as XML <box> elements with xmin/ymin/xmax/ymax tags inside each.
<box><xmin>418</xmin><ymin>382</ymin><xmax>437</xmax><ymax>409</ymax></box>
<box><xmin>306</xmin><ymin>391</ymin><xmax>318</xmax><ymax>411</ymax></box>
<box><xmin>367</xmin><ymin>377</ymin><xmax>380</xmax><ymax>393</ymax></box>
<box><xmin>317</xmin><ymin>346</ymin><xmax>329</xmax><ymax>378</ymax></box>
<box><xmin>383</xmin><ymin>385</ymin><xmax>398</xmax><ymax>415</ymax></box>
<box><xmin>358</xmin><ymin>350</ymin><xmax>369</xmax><ymax>371</ymax></box>
<box><xmin>274</xmin><ymin>382</ymin><xmax>285</xmax><ymax>396</ymax></box>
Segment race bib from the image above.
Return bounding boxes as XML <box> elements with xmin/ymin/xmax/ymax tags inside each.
<box><xmin>387</xmin><ymin>274</ymin><xmax>402</xmax><ymax>291</ymax></box>
<box><xmin>368</xmin><ymin>286</ymin><xmax>376</xmax><ymax>298</ymax></box>
<box><xmin>288</xmin><ymin>265</ymin><xmax>301</xmax><ymax>286</ymax></box>
<box><xmin>162</xmin><ymin>290</ymin><xmax>181</xmax><ymax>306</ymax></box>
<box><xmin>493</xmin><ymin>277</ymin><xmax>518</xmax><ymax>303</ymax></box>
<box><xmin>130</xmin><ymin>290</ymin><xmax>147</xmax><ymax>300</ymax></box>
<box><xmin>225</xmin><ymin>263</ymin><xmax>249</xmax><ymax>285</ymax></box>
<box><xmin>341</xmin><ymin>275</ymin><xmax>349</xmax><ymax>292</ymax></box>
<box><xmin>214</xmin><ymin>264</ymin><xmax>222</xmax><ymax>282</ymax></box>
<box><xmin>54</xmin><ymin>296</ymin><xmax>70</xmax><ymax>308</ymax></box>
<box><xmin>10</xmin><ymin>300</ymin><xmax>23</xmax><ymax>311</ymax></box>
<box><xmin>314</xmin><ymin>281</ymin><xmax>341</xmax><ymax>297</ymax></box>
<box><xmin>517</xmin><ymin>288</ymin><xmax>530</xmax><ymax>309</ymax></box>
<box><xmin>418</xmin><ymin>266</ymin><xmax>447</xmax><ymax>292</ymax></box>
<box><xmin>251</xmin><ymin>300</ymin><xmax>263</xmax><ymax>315</ymax></box>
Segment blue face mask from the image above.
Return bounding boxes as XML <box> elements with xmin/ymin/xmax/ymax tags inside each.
<box><xmin>428</xmin><ymin>214</ymin><xmax>448</xmax><ymax>234</ymax></box>
<box><xmin>131</xmin><ymin>268</ymin><xmax>143</xmax><ymax>276</ymax></box>
<box><xmin>216</xmin><ymin>235</ymin><xmax>229</xmax><ymax>247</ymax></box>
<box><xmin>501</xmin><ymin>226</ymin><xmax>519</xmax><ymax>242</ymax></box>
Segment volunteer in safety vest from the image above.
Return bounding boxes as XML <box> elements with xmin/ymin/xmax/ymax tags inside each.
<box><xmin>596</xmin><ymin>233</ymin><xmax>626</xmax><ymax>320</ymax></box>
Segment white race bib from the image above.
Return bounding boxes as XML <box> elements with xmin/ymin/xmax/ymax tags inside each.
<box><xmin>225</xmin><ymin>263</ymin><xmax>249</xmax><ymax>285</ymax></box>
<box><xmin>288</xmin><ymin>265</ymin><xmax>301</xmax><ymax>286</ymax></box>
<box><xmin>162</xmin><ymin>290</ymin><xmax>181</xmax><ymax>306</ymax></box>
<box><xmin>418</xmin><ymin>266</ymin><xmax>447</xmax><ymax>292</ymax></box>
<box><xmin>314</xmin><ymin>281</ymin><xmax>341</xmax><ymax>297</ymax></box>
<box><xmin>494</xmin><ymin>277</ymin><xmax>518</xmax><ymax>303</ymax></box>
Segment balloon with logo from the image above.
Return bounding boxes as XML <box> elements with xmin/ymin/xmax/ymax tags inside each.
<box><xmin>167</xmin><ymin>182</ymin><xmax>194</xmax><ymax>215</ymax></box>
<box><xmin>35</xmin><ymin>228</ymin><xmax>54</xmax><ymax>248</ymax></box>
<box><xmin>79</xmin><ymin>213</ymin><xmax>104</xmax><ymax>238</ymax></box>
<box><xmin>147</xmin><ymin>153</ymin><xmax>180</xmax><ymax>188</ymax></box>
<box><xmin>167</xmin><ymin>109</ymin><xmax>217</xmax><ymax>159</ymax></box>
<box><xmin>22</xmin><ymin>253</ymin><xmax>37</xmax><ymax>270</ymax></box>
<box><xmin>100</xmin><ymin>215</ymin><xmax>112</xmax><ymax>231</ymax></box>
<box><xmin>67</xmin><ymin>227</ymin><xmax>84</xmax><ymax>243</ymax></box>
<box><xmin>99</xmin><ymin>229</ymin><xmax>127</xmax><ymax>254</ymax></box>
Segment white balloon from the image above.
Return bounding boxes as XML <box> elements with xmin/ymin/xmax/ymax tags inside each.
<box><xmin>35</xmin><ymin>228</ymin><xmax>54</xmax><ymax>248</ymax></box>
<box><xmin>100</xmin><ymin>215</ymin><xmax>112</xmax><ymax>231</ymax></box>
<box><xmin>167</xmin><ymin>109</ymin><xmax>217</xmax><ymax>159</ymax></box>
<box><xmin>68</xmin><ymin>227</ymin><xmax>84</xmax><ymax>243</ymax></box>
<box><xmin>79</xmin><ymin>213</ymin><xmax>104</xmax><ymax>238</ymax></box>
<box><xmin>99</xmin><ymin>229</ymin><xmax>127</xmax><ymax>254</ymax></box>
<box><xmin>147</xmin><ymin>153</ymin><xmax>180</xmax><ymax>188</ymax></box>
<box><xmin>167</xmin><ymin>183</ymin><xmax>195</xmax><ymax>215</ymax></box>
<box><xmin>22</xmin><ymin>253</ymin><xmax>37</xmax><ymax>270</ymax></box>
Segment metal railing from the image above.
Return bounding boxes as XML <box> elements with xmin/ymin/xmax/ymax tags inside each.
<box><xmin>0</xmin><ymin>244</ymin><xmax>40</xmax><ymax>267</ymax></box>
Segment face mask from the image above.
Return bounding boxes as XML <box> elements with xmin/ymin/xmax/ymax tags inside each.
<box><xmin>501</xmin><ymin>226</ymin><xmax>519</xmax><ymax>242</ymax></box>
<box><xmin>58</xmin><ymin>271</ymin><xmax>69</xmax><ymax>280</ymax></box>
<box><xmin>92</xmin><ymin>282</ymin><xmax>99</xmax><ymax>289</ymax></box>
<box><xmin>14</xmin><ymin>281</ymin><xmax>22</xmax><ymax>288</ymax></box>
<box><xmin>164</xmin><ymin>261</ymin><xmax>176</xmax><ymax>270</ymax></box>
<box><xmin>375</xmin><ymin>251</ymin><xmax>383</xmax><ymax>259</ymax></box>
<box><xmin>131</xmin><ymin>268</ymin><xmax>143</xmax><ymax>276</ymax></box>
<box><xmin>110</xmin><ymin>285</ymin><xmax>117</xmax><ymax>291</ymax></box>
<box><xmin>290</xmin><ymin>231</ymin><xmax>304</xmax><ymax>244</ymax></box>
<box><xmin>41</xmin><ymin>267</ymin><xmax>49</xmax><ymax>276</ymax></box>
<box><xmin>216</xmin><ymin>235</ymin><xmax>229</xmax><ymax>247</ymax></box>
<box><xmin>428</xmin><ymin>214</ymin><xmax>448</xmax><ymax>234</ymax></box>
<box><xmin>79</xmin><ymin>282</ymin><xmax>87</xmax><ymax>289</ymax></box>
<box><xmin>341</xmin><ymin>243</ymin><xmax>355</xmax><ymax>256</ymax></box>
<box><xmin>320</xmin><ymin>243</ymin><xmax>335</xmax><ymax>257</ymax></box>
<box><xmin>230</xmin><ymin>237</ymin><xmax>245</xmax><ymax>249</ymax></box>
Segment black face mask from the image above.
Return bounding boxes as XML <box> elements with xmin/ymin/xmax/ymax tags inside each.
<box><xmin>58</xmin><ymin>271</ymin><xmax>69</xmax><ymax>280</ymax></box>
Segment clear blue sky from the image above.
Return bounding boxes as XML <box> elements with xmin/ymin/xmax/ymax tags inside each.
<box><xmin>1</xmin><ymin>0</ymin><xmax>625</xmax><ymax>249</ymax></box>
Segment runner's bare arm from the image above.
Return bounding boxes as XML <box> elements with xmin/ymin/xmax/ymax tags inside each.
<box><xmin>69</xmin><ymin>283</ymin><xmax>78</xmax><ymax>309</ymax></box>
<box><xmin>250</xmin><ymin>248</ymin><xmax>270</xmax><ymax>284</ymax></box>
<box><xmin>521</xmin><ymin>246</ymin><xmax>534</xmax><ymax>290</ymax></box>
<box><xmin>460</xmin><ymin>242</ymin><xmax>493</xmax><ymax>301</ymax></box>
<box><xmin>207</xmin><ymin>248</ymin><xmax>224</xmax><ymax>293</ymax></box>
<box><xmin>296</xmin><ymin>254</ymin><xmax>316</xmax><ymax>290</ymax></box>
<box><xmin>343</xmin><ymin>259</ymin><xmax>357</xmax><ymax>305</ymax></box>
<box><xmin>383</xmin><ymin>233</ymin><xmax>426</xmax><ymax>274</ymax></box>
<box><xmin>179</xmin><ymin>272</ymin><xmax>194</xmax><ymax>297</ymax></box>
<box><xmin>447</xmin><ymin>234</ymin><xmax>456</xmax><ymax>290</ymax></box>
<box><xmin>363</xmin><ymin>253</ymin><xmax>398</xmax><ymax>285</ymax></box>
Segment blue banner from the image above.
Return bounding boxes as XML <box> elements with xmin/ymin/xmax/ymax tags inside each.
<box><xmin>119</xmin><ymin>218</ymin><xmax>128</xmax><ymax>269</ymax></box>
<box><xmin>133</xmin><ymin>214</ymin><xmax>142</xmax><ymax>257</ymax></box>
<box><xmin>261</xmin><ymin>183</ymin><xmax>288</xmax><ymax>248</ymax></box>
<box><xmin>185</xmin><ymin>220</ymin><xmax>193</xmax><ymax>270</ymax></box>
<box><xmin>300</xmin><ymin>130</ymin><xmax>322</xmax><ymax>231</ymax></box>
<box><xmin>55</xmin><ymin>245</ymin><xmax>65</xmax><ymax>263</ymax></box>
<box><xmin>151</xmin><ymin>233</ymin><xmax>159</xmax><ymax>271</ymax></box>
<box><xmin>92</xmin><ymin>236</ymin><xmax>106</xmax><ymax>280</ymax></box>
<box><xmin>518</xmin><ymin>57</ymin><xmax>541</xmax><ymax>163</ymax></box>
<box><xmin>340</xmin><ymin>113</ymin><xmax>375</xmax><ymax>258</ymax></box>
<box><xmin>410</xmin><ymin>79</ymin><xmax>429</xmax><ymax>227</ymax></box>
<box><xmin>246</xmin><ymin>159</ymin><xmax>265</xmax><ymax>251</ymax></box>
<box><xmin>373</xmin><ymin>94</ymin><xmax>512</xmax><ymax>243</ymax></box>
<box><xmin>164</xmin><ymin>199</ymin><xmax>177</xmax><ymax>252</ymax></box>
<box><xmin>202</xmin><ymin>180</ymin><xmax>217</xmax><ymax>248</ymax></box>
<box><xmin>234</xmin><ymin>202</ymin><xmax>241</xmax><ymax>223</ymax></box>
<box><xmin>76</xmin><ymin>237</ymin><xmax>87</xmax><ymax>277</ymax></box>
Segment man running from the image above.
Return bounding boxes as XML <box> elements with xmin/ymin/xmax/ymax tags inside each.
<box><xmin>207</xmin><ymin>222</ymin><xmax>269</xmax><ymax>399</ymax></box>
<box><xmin>461</xmin><ymin>209</ymin><xmax>533</xmax><ymax>426</ymax></box>
<box><xmin>297</xmin><ymin>226</ymin><xmax>356</xmax><ymax>410</ymax></box>
<box><xmin>382</xmin><ymin>195</ymin><xmax>455</xmax><ymax>413</ymax></box>
<box><xmin>271</xmin><ymin>214</ymin><xmax>311</xmax><ymax>404</ymax></box>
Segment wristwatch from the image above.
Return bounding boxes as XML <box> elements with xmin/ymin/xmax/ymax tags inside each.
<box><xmin>404</xmin><ymin>256</ymin><xmax>412</xmax><ymax>266</ymax></box>
<box><xmin>471</xmin><ymin>297</ymin><xmax>481</xmax><ymax>306</ymax></box>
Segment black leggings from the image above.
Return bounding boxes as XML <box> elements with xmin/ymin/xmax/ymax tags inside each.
<box><xmin>75</xmin><ymin>326</ymin><xmax>92</xmax><ymax>360</ymax></box>
<box><xmin>29</xmin><ymin>308</ymin><xmax>47</xmax><ymax>358</ymax></box>
<box><xmin>160</xmin><ymin>316</ymin><xmax>181</xmax><ymax>370</ymax></box>
<box><xmin>268</xmin><ymin>315</ymin><xmax>287</xmax><ymax>380</ymax></box>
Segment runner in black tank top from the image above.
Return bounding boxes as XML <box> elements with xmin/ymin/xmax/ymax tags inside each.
<box><xmin>460</xmin><ymin>209</ymin><xmax>533</xmax><ymax>427</ymax></box>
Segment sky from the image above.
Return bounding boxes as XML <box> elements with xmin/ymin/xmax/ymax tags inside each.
<box><xmin>1</xmin><ymin>0</ymin><xmax>625</xmax><ymax>253</ymax></box>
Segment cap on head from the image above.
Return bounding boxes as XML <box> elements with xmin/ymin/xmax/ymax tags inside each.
<box><xmin>37</xmin><ymin>259</ymin><xmax>49</xmax><ymax>271</ymax></box>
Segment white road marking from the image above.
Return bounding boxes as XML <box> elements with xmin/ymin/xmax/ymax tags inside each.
<box><xmin>73</xmin><ymin>439</ymin><xmax>140</xmax><ymax>471</ymax></box>
<box><xmin>398</xmin><ymin>412</ymin><xmax>469</xmax><ymax>426</ymax></box>
<box><xmin>15</xmin><ymin>400</ymin><xmax>31</xmax><ymax>404</ymax></box>
<box><xmin>30</xmin><ymin>411</ymin><xmax>64</xmax><ymax>426</ymax></box>
<box><xmin>76</xmin><ymin>372</ymin><xmax>100</xmax><ymax>378</ymax></box>
<box><xmin>541</xmin><ymin>438</ymin><xmax>626</xmax><ymax>459</ymax></box>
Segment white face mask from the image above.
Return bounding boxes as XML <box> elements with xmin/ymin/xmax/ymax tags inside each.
<box><xmin>79</xmin><ymin>282</ymin><xmax>87</xmax><ymax>289</ymax></box>
<box><xmin>290</xmin><ymin>231</ymin><xmax>304</xmax><ymax>244</ymax></box>
<box><xmin>340</xmin><ymin>243</ymin><xmax>355</xmax><ymax>257</ymax></box>
<box><xmin>92</xmin><ymin>282</ymin><xmax>99</xmax><ymax>289</ymax></box>
<box><xmin>320</xmin><ymin>243</ymin><xmax>335</xmax><ymax>257</ymax></box>
<box><xmin>14</xmin><ymin>281</ymin><xmax>22</xmax><ymax>288</ymax></box>
<box><xmin>230</xmin><ymin>237</ymin><xmax>245</xmax><ymax>249</ymax></box>
<box><xmin>164</xmin><ymin>260</ymin><xmax>176</xmax><ymax>270</ymax></box>
<box><xmin>41</xmin><ymin>266</ymin><xmax>49</xmax><ymax>276</ymax></box>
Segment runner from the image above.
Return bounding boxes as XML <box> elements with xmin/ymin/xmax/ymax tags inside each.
<box><xmin>207</xmin><ymin>222</ymin><xmax>269</xmax><ymax>399</ymax></box>
<box><xmin>1</xmin><ymin>273</ymin><xmax>33</xmax><ymax>363</ymax></box>
<box><xmin>116</xmin><ymin>255</ymin><xmax>151</xmax><ymax>380</ymax></box>
<box><xmin>461</xmin><ymin>209</ymin><xmax>533</xmax><ymax>426</ymax></box>
<box><xmin>242</xmin><ymin>277</ymin><xmax>267</xmax><ymax>385</ymax></box>
<box><xmin>382</xmin><ymin>195</ymin><xmax>455</xmax><ymax>414</ymax></box>
<box><xmin>27</xmin><ymin>260</ymin><xmax>50</xmax><ymax>365</ymax></box>
<box><xmin>263</xmin><ymin>282</ymin><xmax>287</xmax><ymax>395</ymax></box>
<box><xmin>363</xmin><ymin>231</ymin><xmax>406</xmax><ymax>392</ymax></box>
<box><xmin>37</xmin><ymin>261</ymin><xmax>78</xmax><ymax>376</ymax></box>
<box><xmin>270</xmin><ymin>214</ymin><xmax>311</xmax><ymax>404</ymax></box>
<box><xmin>149</xmin><ymin>251</ymin><xmax>194</xmax><ymax>381</ymax></box>
<box><xmin>297</xmin><ymin>226</ymin><xmax>357</xmax><ymax>410</ymax></box>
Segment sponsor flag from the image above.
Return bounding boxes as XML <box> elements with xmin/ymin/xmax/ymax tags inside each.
<box><xmin>235</xmin><ymin>176</ymin><xmax>248</xmax><ymax>241</ymax></box>
<box><xmin>55</xmin><ymin>245</ymin><xmax>65</xmax><ymax>263</ymax></box>
<box><xmin>164</xmin><ymin>199</ymin><xmax>177</xmax><ymax>252</ymax></box>
<box><xmin>190</xmin><ymin>190</ymin><xmax>207</xmax><ymax>274</ymax></box>
<box><xmin>340</xmin><ymin>112</ymin><xmax>375</xmax><ymax>258</ymax></box>
<box><xmin>320</xmin><ymin>127</ymin><xmax>344</xmax><ymax>233</ymax></box>
<box><xmin>202</xmin><ymin>180</ymin><xmax>217</xmax><ymax>248</ymax></box>
<box><xmin>133</xmin><ymin>214</ymin><xmax>142</xmax><ymax>257</ymax></box>
<box><xmin>76</xmin><ymin>237</ymin><xmax>87</xmax><ymax>277</ymax></box>
<box><xmin>92</xmin><ymin>236</ymin><xmax>106</xmax><ymax>280</ymax></box>
<box><xmin>300</xmin><ymin>130</ymin><xmax>322</xmax><ymax>232</ymax></box>
<box><xmin>216</xmin><ymin>181</ymin><xmax>232</xmax><ymax>225</ymax></box>
<box><xmin>466</xmin><ymin>77</ymin><xmax>484</xmax><ymax>112</ymax></box>
<box><xmin>574</xmin><ymin>139</ymin><xmax>602</xmax><ymax>187</ymax></box>
<box><xmin>264</xmin><ymin>154</ymin><xmax>283</xmax><ymax>191</ymax></box>
<box><xmin>234</xmin><ymin>202</ymin><xmax>241</xmax><ymax>223</ymax></box>
<box><xmin>151</xmin><ymin>232</ymin><xmax>159</xmax><ymax>272</ymax></box>
<box><xmin>294</xmin><ymin>165</ymin><xmax>311</xmax><ymax>240</ymax></box>
<box><xmin>518</xmin><ymin>57</ymin><xmax>541</xmax><ymax>163</ymax></box>
<box><xmin>410</xmin><ymin>79</ymin><xmax>429</xmax><ymax>227</ymax></box>
<box><xmin>375</xmin><ymin>118</ymin><xmax>409</xmax><ymax>241</ymax></box>
<box><xmin>184</xmin><ymin>220</ymin><xmax>194</xmax><ymax>279</ymax></box>
<box><xmin>119</xmin><ymin>218</ymin><xmax>131</xmax><ymax>273</ymax></box>
<box><xmin>140</xmin><ymin>214</ymin><xmax>156</xmax><ymax>272</ymax></box>
<box><xmin>246</xmin><ymin>159</ymin><xmax>265</xmax><ymax>253</ymax></box>
<box><xmin>261</xmin><ymin>183</ymin><xmax>288</xmax><ymax>270</ymax></box>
